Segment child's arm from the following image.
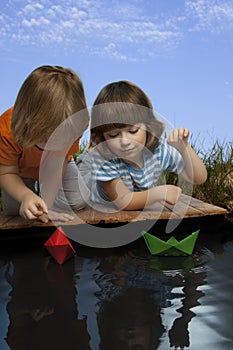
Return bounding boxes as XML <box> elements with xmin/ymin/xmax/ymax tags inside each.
<box><xmin>101</xmin><ymin>178</ymin><xmax>182</xmax><ymax>210</ymax></box>
<box><xmin>38</xmin><ymin>152</ymin><xmax>76</xmax><ymax>222</ymax></box>
<box><xmin>0</xmin><ymin>164</ymin><xmax>74</xmax><ymax>223</ymax></box>
<box><xmin>0</xmin><ymin>164</ymin><xmax>48</xmax><ymax>221</ymax></box>
<box><xmin>167</xmin><ymin>127</ymin><xmax>207</xmax><ymax>184</ymax></box>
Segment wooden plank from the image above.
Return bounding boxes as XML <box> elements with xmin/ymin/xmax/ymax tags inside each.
<box><xmin>179</xmin><ymin>194</ymin><xmax>228</xmax><ymax>216</ymax></box>
<box><xmin>79</xmin><ymin>201</ymin><xmax>173</xmax><ymax>224</ymax></box>
<box><xmin>163</xmin><ymin>194</ymin><xmax>208</xmax><ymax>219</ymax></box>
<box><xmin>0</xmin><ymin>195</ymin><xmax>228</xmax><ymax>230</ymax></box>
<box><xmin>164</xmin><ymin>194</ymin><xmax>228</xmax><ymax>219</ymax></box>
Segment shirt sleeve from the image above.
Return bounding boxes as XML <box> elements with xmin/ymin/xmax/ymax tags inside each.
<box><xmin>160</xmin><ymin>137</ymin><xmax>184</xmax><ymax>174</ymax></box>
<box><xmin>0</xmin><ymin>108</ymin><xmax>22</xmax><ymax>166</ymax></box>
<box><xmin>92</xmin><ymin>157</ymin><xmax>121</xmax><ymax>182</ymax></box>
<box><xmin>87</xmin><ymin>148</ymin><xmax>120</xmax><ymax>182</ymax></box>
<box><xmin>0</xmin><ymin>133</ymin><xmax>22</xmax><ymax>166</ymax></box>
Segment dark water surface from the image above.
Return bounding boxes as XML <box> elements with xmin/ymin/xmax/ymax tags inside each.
<box><xmin>0</xmin><ymin>217</ymin><xmax>233</xmax><ymax>350</ymax></box>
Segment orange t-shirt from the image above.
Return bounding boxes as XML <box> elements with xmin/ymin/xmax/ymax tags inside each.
<box><xmin>0</xmin><ymin>107</ymin><xmax>79</xmax><ymax>180</ymax></box>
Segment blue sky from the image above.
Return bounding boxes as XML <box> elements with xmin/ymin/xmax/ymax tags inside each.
<box><xmin>0</xmin><ymin>0</ymin><xmax>232</xmax><ymax>149</ymax></box>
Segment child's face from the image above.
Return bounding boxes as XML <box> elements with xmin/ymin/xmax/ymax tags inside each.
<box><xmin>103</xmin><ymin>123</ymin><xmax>147</xmax><ymax>165</ymax></box>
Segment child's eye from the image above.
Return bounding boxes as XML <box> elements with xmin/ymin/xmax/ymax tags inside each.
<box><xmin>107</xmin><ymin>132</ymin><xmax>119</xmax><ymax>138</ymax></box>
<box><xmin>129</xmin><ymin>128</ymin><xmax>139</xmax><ymax>134</ymax></box>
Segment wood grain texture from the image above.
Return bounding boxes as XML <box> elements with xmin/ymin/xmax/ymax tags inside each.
<box><xmin>0</xmin><ymin>194</ymin><xmax>228</xmax><ymax>230</ymax></box>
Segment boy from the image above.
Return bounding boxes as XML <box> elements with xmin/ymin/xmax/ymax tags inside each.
<box><xmin>0</xmin><ymin>65</ymin><xmax>89</xmax><ymax>223</ymax></box>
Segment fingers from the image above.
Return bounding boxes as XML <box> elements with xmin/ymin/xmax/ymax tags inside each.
<box><xmin>27</xmin><ymin>205</ymin><xmax>47</xmax><ymax>219</ymax></box>
<box><xmin>55</xmin><ymin>213</ymin><xmax>74</xmax><ymax>222</ymax></box>
<box><xmin>37</xmin><ymin>211</ymin><xmax>74</xmax><ymax>223</ymax></box>
<box><xmin>20</xmin><ymin>208</ymin><xmax>38</xmax><ymax>220</ymax></box>
<box><xmin>165</xmin><ymin>185</ymin><xmax>182</xmax><ymax>205</ymax></box>
<box><xmin>29</xmin><ymin>206</ymin><xmax>45</xmax><ymax>217</ymax></box>
<box><xmin>47</xmin><ymin>210</ymin><xmax>75</xmax><ymax>222</ymax></box>
<box><xmin>19</xmin><ymin>194</ymin><xmax>74</xmax><ymax>223</ymax></box>
<box><xmin>168</xmin><ymin>127</ymin><xmax>189</xmax><ymax>142</ymax></box>
<box><xmin>20</xmin><ymin>201</ymin><xmax>74</xmax><ymax>223</ymax></box>
<box><xmin>20</xmin><ymin>197</ymin><xmax>48</xmax><ymax>221</ymax></box>
<box><xmin>35</xmin><ymin>200</ymin><xmax>48</xmax><ymax>215</ymax></box>
<box><xmin>20</xmin><ymin>208</ymin><xmax>49</xmax><ymax>223</ymax></box>
<box><xmin>37</xmin><ymin>214</ymin><xmax>49</xmax><ymax>223</ymax></box>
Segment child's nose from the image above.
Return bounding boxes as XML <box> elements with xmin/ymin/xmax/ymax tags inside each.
<box><xmin>120</xmin><ymin>134</ymin><xmax>130</xmax><ymax>145</ymax></box>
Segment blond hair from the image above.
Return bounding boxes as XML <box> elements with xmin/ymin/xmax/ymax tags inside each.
<box><xmin>12</xmin><ymin>65</ymin><xmax>88</xmax><ymax>147</ymax></box>
<box><xmin>91</xmin><ymin>80</ymin><xmax>164</xmax><ymax>154</ymax></box>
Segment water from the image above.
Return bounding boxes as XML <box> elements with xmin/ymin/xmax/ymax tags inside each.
<box><xmin>0</xmin><ymin>216</ymin><xmax>232</xmax><ymax>350</ymax></box>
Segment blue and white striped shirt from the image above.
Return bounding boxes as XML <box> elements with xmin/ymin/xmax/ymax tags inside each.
<box><xmin>87</xmin><ymin>137</ymin><xmax>184</xmax><ymax>205</ymax></box>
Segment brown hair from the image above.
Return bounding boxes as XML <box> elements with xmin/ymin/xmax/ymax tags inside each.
<box><xmin>11</xmin><ymin>65</ymin><xmax>88</xmax><ymax>147</ymax></box>
<box><xmin>90</xmin><ymin>81</ymin><xmax>164</xmax><ymax>153</ymax></box>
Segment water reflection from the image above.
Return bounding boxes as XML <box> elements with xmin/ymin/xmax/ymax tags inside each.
<box><xmin>0</xmin><ymin>218</ymin><xmax>232</xmax><ymax>349</ymax></box>
<box><xmin>74</xmin><ymin>250</ymin><xmax>207</xmax><ymax>349</ymax></box>
<box><xmin>189</xmin><ymin>242</ymin><xmax>233</xmax><ymax>349</ymax></box>
<box><xmin>0</xmin><ymin>242</ymin><xmax>91</xmax><ymax>350</ymax></box>
<box><xmin>0</xmin><ymin>261</ymin><xmax>13</xmax><ymax>350</ymax></box>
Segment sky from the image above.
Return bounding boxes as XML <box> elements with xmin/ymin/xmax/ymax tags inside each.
<box><xmin>0</xmin><ymin>0</ymin><xmax>232</xmax><ymax>150</ymax></box>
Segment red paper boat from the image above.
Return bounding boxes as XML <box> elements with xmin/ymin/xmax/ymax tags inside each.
<box><xmin>44</xmin><ymin>227</ymin><xmax>76</xmax><ymax>264</ymax></box>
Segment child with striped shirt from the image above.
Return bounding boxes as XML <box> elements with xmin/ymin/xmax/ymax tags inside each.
<box><xmin>80</xmin><ymin>80</ymin><xmax>207</xmax><ymax>210</ymax></box>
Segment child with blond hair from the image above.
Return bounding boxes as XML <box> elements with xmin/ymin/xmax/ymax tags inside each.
<box><xmin>0</xmin><ymin>65</ymin><xmax>89</xmax><ymax>222</ymax></box>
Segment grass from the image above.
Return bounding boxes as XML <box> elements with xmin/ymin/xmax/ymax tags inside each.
<box><xmin>192</xmin><ymin>140</ymin><xmax>233</xmax><ymax>212</ymax></box>
<box><xmin>161</xmin><ymin>139</ymin><xmax>233</xmax><ymax>214</ymax></box>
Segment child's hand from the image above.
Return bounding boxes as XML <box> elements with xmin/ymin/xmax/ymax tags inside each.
<box><xmin>19</xmin><ymin>193</ymin><xmax>48</xmax><ymax>221</ymax></box>
<box><xmin>164</xmin><ymin>185</ymin><xmax>182</xmax><ymax>205</ymax></box>
<box><xmin>167</xmin><ymin>127</ymin><xmax>189</xmax><ymax>150</ymax></box>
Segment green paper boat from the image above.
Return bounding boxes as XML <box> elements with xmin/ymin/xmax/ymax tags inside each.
<box><xmin>142</xmin><ymin>230</ymin><xmax>200</xmax><ymax>256</ymax></box>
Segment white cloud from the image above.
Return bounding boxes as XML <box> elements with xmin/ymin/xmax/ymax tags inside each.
<box><xmin>0</xmin><ymin>0</ymin><xmax>233</xmax><ymax>60</ymax></box>
<box><xmin>185</xmin><ymin>0</ymin><xmax>233</xmax><ymax>32</ymax></box>
<box><xmin>23</xmin><ymin>3</ymin><xmax>44</xmax><ymax>14</ymax></box>
<box><xmin>100</xmin><ymin>43</ymin><xmax>129</xmax><ymax>61</ymax></box>
<box><xmin>22</xmin><ymin>16</ymin><xmax>50</xmax><ymax>27</ymax></box>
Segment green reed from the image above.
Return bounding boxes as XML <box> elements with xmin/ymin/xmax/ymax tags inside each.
<box><xmin>193</xmin><ymin>140</ymin><xmax>233</xmax><ymax>210</ymax></box>
<box><xmin>157</xmin><ymin>138</ymin><xmax>233</xmax><ymax>212</ymax></box>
